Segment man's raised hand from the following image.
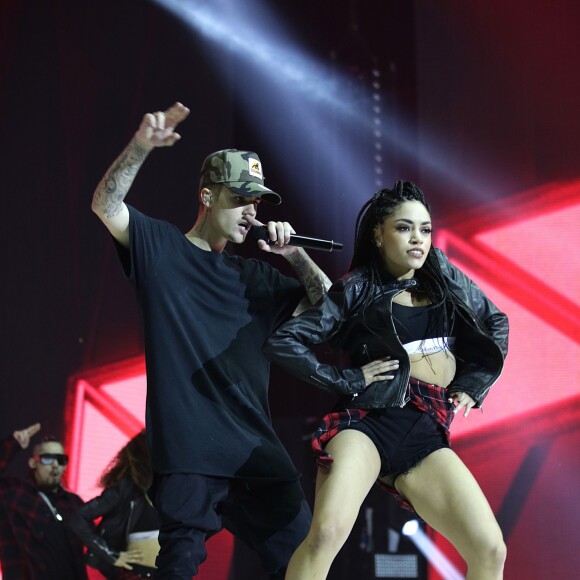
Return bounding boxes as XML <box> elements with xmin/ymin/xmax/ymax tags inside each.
<box><xmin>135</xmin><ymin>102</ymin><xmax>190</xmax><ymax>151</ymax></box>
<box><xmin>13</xmin><ymin>423</ymin><xmax>41</xmax><ymax>449</ymax></box>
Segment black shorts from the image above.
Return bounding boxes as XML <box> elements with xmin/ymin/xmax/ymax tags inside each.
<box><xmin>346</xmin><ymin>405</ymin><xmax>450</xmax><ymax>488</ymax></box>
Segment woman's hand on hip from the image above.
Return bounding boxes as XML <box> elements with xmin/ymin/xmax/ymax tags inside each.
<box><xmin>114</xmin><ymin>548</ymin><xmax>143</xmax><ymax>570</ymax></box>
<box><xmin>361</xmin><ymin>357</ymin><xmax>399</xmax><ymax>386</ymax></box>
<box><xmin>448</xmin><ymin>392</ymin><xmax>476</xmax><ymax>417</ymax></box>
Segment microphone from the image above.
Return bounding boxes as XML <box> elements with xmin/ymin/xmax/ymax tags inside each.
<box><xmin>251</xmin><ymin>226</ymin><xmax>343</xmax><ymax>252</ymax></box>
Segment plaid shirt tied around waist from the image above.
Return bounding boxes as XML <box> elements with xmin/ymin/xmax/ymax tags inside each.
<box><xmin>312</xmin><ymin>377</ymin><xmax>455</xmax><ymax>468</ymax></box>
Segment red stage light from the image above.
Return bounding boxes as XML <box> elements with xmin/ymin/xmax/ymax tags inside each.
<box><xmin>63</xmin><ymin>356</ymin><xmax>234</xmax><ymax>579</ymax></box>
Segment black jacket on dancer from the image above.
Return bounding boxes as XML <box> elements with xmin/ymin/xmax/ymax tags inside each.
<box><xmin>265</xmin><ymin>248</ymin><xmax>507</xmax><ymax>408</ymax></box>
<box><xmin>70</xmin><ymin>476</ymin><xmax>157</xmax><ymax>579</ymax></box>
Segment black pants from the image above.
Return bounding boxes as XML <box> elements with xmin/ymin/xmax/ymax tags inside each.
<box><xmin>151</xmin><ymin>473</ymin><xmax>311</xmax><ymax>579</ymax></box>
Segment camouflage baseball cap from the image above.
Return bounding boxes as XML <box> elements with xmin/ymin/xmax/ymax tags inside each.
<box><xmin>200</xmin><ymin>149</ymin><xmax>281</xmax><ymax>205</ymax></box>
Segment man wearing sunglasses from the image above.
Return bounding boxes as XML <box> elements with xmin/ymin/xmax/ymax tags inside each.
<box><xmin>0</xmin><ymin>422</ymin><xmax>88</xmax><ymax>579</ymax></box>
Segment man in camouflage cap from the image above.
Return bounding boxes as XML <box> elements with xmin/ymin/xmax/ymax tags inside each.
<box><xmin>91</xmin><ymin>102</ymin><xmax>330</xmax><ymax>579</ymax></box>
<box><xmin>200</xmin><ymin>148</ymin><xmax>281</xmax><ymax>204</ymax></box>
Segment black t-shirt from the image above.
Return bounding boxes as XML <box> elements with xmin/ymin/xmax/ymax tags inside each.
<box><xmin>116</xmin><ymin>206</ymin><xmax>305</xmax><ymax>481</ymax></box>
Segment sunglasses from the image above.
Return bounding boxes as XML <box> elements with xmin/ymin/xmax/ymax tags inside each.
<box><xmin>34</xmin><ymin>453</ymin><xmax>69</xmax><ymax>466</ymax></box>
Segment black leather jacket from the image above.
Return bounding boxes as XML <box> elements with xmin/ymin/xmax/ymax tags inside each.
<box><xmin>265</xmin><ymin>249</ymin><xmax>508</xmax><ymax>409</ymax></box>
<box><xmin>68</xmin><ymin>477</ymin><xmax>150</xmax><ymax>578</ymax></box>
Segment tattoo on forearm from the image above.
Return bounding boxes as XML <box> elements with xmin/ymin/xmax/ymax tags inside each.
<box><xmin>92</xmin><ymin>139</ymin><xmax>149</xmax><ymax>217</ymax></box>
<box><xmin>287</xmin><ymin>250</ymin><xmax>332</xmax><ymax>304</ymax></box>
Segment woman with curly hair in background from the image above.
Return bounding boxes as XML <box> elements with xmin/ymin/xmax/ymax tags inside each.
<box><xmin>70</xmin><ymin>430</ymin><xmax>159</xmax><ymax>579</ymax></box>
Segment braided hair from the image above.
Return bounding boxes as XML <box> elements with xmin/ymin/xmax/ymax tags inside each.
<box><xmin>351</xmin><ymin>181</ymin><xmax>430</xmax><ymax>271</ymax></box>
<box><xmin>350</xmin><ymin>180</ymin><xmax>463</xmax><ymax>341</ymax></box>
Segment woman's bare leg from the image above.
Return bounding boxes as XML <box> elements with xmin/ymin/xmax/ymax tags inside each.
<box><xmin>285</xmin><ymin>430</ymin><xmax>381</xmax><ymax>580</ymax></box>
<box><xmin>395</xmin><ymin>448</ymin><xmax>506</xmax><ymax>580</ymax></box>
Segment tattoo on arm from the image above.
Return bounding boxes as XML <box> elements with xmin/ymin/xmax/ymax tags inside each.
<box><xmin>286</xmin><ymin>249</ymin><xmax>332</xmax><ymax>304</ymax></box>
<box><xmin>92</xmin><ymin>139</ymin><xmax>149</xmax><ymax>217</ymax></box>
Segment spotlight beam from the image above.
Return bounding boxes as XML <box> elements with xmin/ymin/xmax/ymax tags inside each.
<box><xmin>154</xmin><ymin>0</ymin><xmax>507</xmax><ymax>202</ymax></box>
<box><xmin>402</xmin><ymin>519</ymin><xmax>465</xmax><ymax>580</ymax></box>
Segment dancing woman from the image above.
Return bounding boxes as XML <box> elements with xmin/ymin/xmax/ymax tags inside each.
<box><xmin>265</xmin><ymin>181</ymin><xmax>508</xmax><ymax>579</ymax></box>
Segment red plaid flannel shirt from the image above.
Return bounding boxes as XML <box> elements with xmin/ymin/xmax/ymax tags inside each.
<box><xmin>0</xmin><ymin>436</ymin><xmax>87</xmax><ymax>579</ymax></box>
<box><xmin>311</xmin><ymin>378</ymin><xmax>455</xmax><ymax>511</ymax></box>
